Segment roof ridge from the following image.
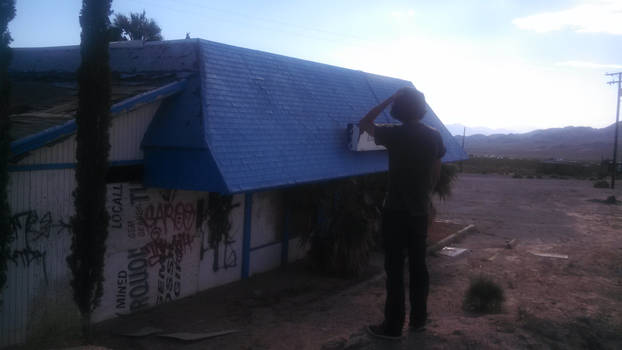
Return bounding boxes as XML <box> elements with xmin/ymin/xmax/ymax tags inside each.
<box><xmin>196</xmin><ymin>40</ymin><xmax>233</xmax><ymax>192</ymax></box>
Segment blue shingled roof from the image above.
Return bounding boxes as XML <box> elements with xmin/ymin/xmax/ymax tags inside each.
<box><xmin>9</xmin><ymin>39</ymin><xmax>466</xmax><ymax>193</ymax></box>
<box><xmin>143</xmin><ymin>40</ymin><xmax>466</xmax><ymax>193</ymax></box>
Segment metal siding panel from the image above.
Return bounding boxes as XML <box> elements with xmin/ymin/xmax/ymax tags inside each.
<box><xmin>0</xmin><ymin>169</ymin><xmax>75</xmax><ymax>347</ymax></box>
<box><xmin>13</xmin><ymin>100</ymin><xmax>161</xmax><ymax>169</ymax></box>
<box><xmin>109</xmin><ymin>101</ymin><xmax>161</xmax><ymax>161</ymax></box>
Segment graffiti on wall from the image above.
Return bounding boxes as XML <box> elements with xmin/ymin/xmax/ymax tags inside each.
<box><xmin>113</xmin><ymin>184</ymin><xmax>200</xmax><ymax>314</ymax></box>
<box><xmin>197</xmin><ymin>198</ymin><xmax>238</xmax><ymax>272</ymax></box>
<box><xmin>8</xmin><ymin>210</ymin><xmax>71</xmax><ymax>283</ymax></box>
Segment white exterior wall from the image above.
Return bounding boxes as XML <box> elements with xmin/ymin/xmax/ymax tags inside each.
<box><xmin>94</xmin><ymin>187</ymin><xmax>246</xmax><ymax>322</ymax></box>
<box><xmin>249</xmin><ymin>191</ymin><xmax>284</xmax><ymax>276</ymax></box>
<box><xmin>1</xmin><ymin>102</ymin><xmax>308</xmax><ymax>347</ymax></box>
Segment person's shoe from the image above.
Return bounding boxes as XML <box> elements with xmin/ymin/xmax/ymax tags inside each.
<box><xmin>409</xmin><ymin>319</ymin><xmax>427</xmax><ymax>332</ymax></box>
<box><xmin>367</xmin><ymin>323</ymin><xmax>402</xmax><ymax>340</ymax></box>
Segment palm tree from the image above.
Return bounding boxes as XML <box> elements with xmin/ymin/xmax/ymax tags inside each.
<box><xmin>111</xmin><ymin>10</ymin><xmax>163</xmax><ymax>41</ymax></box>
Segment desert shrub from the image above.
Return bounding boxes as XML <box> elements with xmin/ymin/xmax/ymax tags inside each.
<box><xmin>463</xmin><ymin>276</ymin><xmax>505</xmax><ymax>313</ymax></box>
<box><xmin>284</xmin><ymin>174</ymin><xmax>384</xmax><ymax>278</ymax></box>
<box><xmin>593</xmin><ymin>180</ymin><xmax>610</xmax><ymax>188</ymax></box>
<box><xmin>287</xmin><ymin>164</ymin><xmax>459</xmax><ymax>278</ymax></box>
<box><xmin>462</xmin><ymin>157</ymin><xmax>601</xmax><ymax>179</ymax></box>
<box><xmin>434</xmin><ymin>164</ymin><xmax>458</xmax><ymax>200</ymax></box>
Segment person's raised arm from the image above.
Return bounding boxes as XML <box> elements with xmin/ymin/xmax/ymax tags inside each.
<box><xmin>358</xmin><ymin>90</ymin><xmax>403</xmax><ymax>137</ymax></box>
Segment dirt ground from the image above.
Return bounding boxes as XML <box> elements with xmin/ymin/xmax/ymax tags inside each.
<box><xmin>25</xmin><ymin>174</ymin><xmax>622</xmax><ymax>349</ymax></box>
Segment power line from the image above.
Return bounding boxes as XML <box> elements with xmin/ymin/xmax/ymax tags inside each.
<box><xmin>606</xmin><ymin>71</ymin><xmax>621</xmax><ymax>189</ymax></box>
<box><xmin>125</xmin><ymin>0</ymin><xmax>382</xmax><ymax>48</ymax></box>
<box><xmin>176</xmin><ymin>0</ymin><xmax>374</xmax><ymax>45</ymax></box>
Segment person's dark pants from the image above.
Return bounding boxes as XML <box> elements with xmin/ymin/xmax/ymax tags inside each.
<box><xmin>382</xmin><ymin>210</ymin><xmax>429</xmax><ymax>333</ymax></box>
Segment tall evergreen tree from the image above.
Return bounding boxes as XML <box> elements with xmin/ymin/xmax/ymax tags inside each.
<box><xmin>67</xmin><ymin>0</ymin><xmax>112</xmax><ymax>340</ymax></box>
<box><xmin>0</xmin><ymin>0</ymin><xmax>16</xmax><ymax>301</ymax></box>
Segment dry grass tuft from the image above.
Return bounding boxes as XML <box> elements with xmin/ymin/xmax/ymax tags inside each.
<box><xmin>463</xmin><ymin>276</ymin><xmax>505</xmax><ymax>313</ymax></box>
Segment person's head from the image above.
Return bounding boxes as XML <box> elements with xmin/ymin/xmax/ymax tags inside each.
<box><xmin>390</xmin><ymin>87</ymin><xmax>427</xmax><ymax>123</ymax></box>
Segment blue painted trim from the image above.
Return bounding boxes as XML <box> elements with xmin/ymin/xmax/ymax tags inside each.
<box><xmin>8</xmin><ymin>162</ymin><xmax>75</xmax><ymax>172</ymax></box>
<box><xmin>9</xmin><ymin>80</ymin><xmax>187</xmax><ymax>157</ymax></box>
<box><xmin>241</xmin><ymin>192</ymin><xmax>253</xmax><ymax>279</ymax></box>
<box><xmin>110</xmin><ymin>80</ymin><xmax>187</xmax><ymax>114</ymax></box>
<box><xmin>8</xmin><ymin>159</ymin><xmax>144</xmax><ymax>172</ymax></box>
<box><xmin>249</xmin><ymin>240</ymin><xmax>281</xmax><ymax>252</ymax></box>
<box><xmin>281</xmin><ymin>207</ymin><xmax>290</xmax><ymax>267</ymax></box>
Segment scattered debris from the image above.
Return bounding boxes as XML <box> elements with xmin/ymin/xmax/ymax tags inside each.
<box><xmin>158</xmin><ymin>329</ymin><xmax>239</xmax><ymax>341</ymax></box>
<box><xmin>588</xmin><ymin>196</ymin><xmax>621</xmax><ymax>205</ymax></box>
<box><xmin>529</xmin><ymin>252</ymin><xmax>568</xmax><ymax>259</ymax></box>
<box><xmin>593</xmin><ymin>180</ymin><xmax>610</xmax><ymax>188</ymax></box>
<box><xmin>117</xmin><ymin>327</ymin><xmax>163</xmax><ymax>337</ymax></box>
<box><xmin>321</xmin><ymin>337</ymin><xmax>347</xmax><ymax>350</ymax></box>
<box><xmin>487</xmin><ymin>252</ymin><xmax>500</xmax><ymax>261</ymax></box>
<box><xmin>505</xmin><ymin>238</ymin><xmax>517</xmax><ymax>249</ymax></box>
<box><xmin>439</xmin><ymin>246</ymin><xmax>468</xmax><ymax>257</ymax></box>
<box><xmin>427</xmin><ymin>224</ymin><xmax>476</xmax><ymax>254</ymax></box>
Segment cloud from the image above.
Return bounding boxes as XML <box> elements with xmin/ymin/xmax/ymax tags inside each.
<box><xmin>556</xmin><ymin>60</ymin><xmax>622</xmax><ymax>70</ymax></box>
<box><xmin>329</xmin><ymin>36</ymin><xmax>615</xmax><ymax>130</ymax></box>
<box><xmin>513</xmin><ymin>0</ymin><xmax>622</xmax><ymax>35</ymax></box>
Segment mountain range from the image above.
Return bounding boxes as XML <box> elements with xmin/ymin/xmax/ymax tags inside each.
<box><xmin>445</xmin><ymin>123</ymin><xmax>520</xmax><ymax>136</ymax></box>
<box><xmin>452</xmin><ymin>122</ymin><xmax>622</xmax><ymax>161</ymax></box>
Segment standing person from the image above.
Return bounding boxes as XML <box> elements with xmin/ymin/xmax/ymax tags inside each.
<box><xmin>358</xmin><ymin>87</ymin><xmax>446</xmax><ymax>340</ymax></box>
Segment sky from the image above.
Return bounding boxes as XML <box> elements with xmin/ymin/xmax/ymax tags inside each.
<box><xmin>8</xmin><ymin>0</ymin><xmax>622</xmax><ymax>132</ymax></box>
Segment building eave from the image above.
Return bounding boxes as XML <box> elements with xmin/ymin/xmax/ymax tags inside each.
<box><xmin>9</xmin><ymin>79</ymin><xmax>187</xmax><ymax>159</ymax></box>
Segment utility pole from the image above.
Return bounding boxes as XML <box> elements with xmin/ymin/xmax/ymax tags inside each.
<box><xmin>460</xmin><ymin>127</ymin><xmax>466</xmax><ymax>172</ymax></box>
<box><xmin>606</xmin><ymin>72</ymin><xmax>621</xmax><ymax>189</ymax></box>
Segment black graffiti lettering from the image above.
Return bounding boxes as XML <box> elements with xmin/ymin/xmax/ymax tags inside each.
<box><xmin>10</xmin><ymin>210</ymin><xmax>70</xmax><ymax>245</ymax></box>
<box><xmin>129</xmin><ymin>284</ymin><xmax>148</xmax><ymax>298</ymax></box>
<box><xmin>127</xmin><ymin>220</ymin><xmax>136</xmax><ymax>239</ymax></box>
<box><xmin>173</xmin><ymin>281</ymin><xmax>181</xmax><ymax>297</ymax></box>
<box><xmin>129</xmin><ymin>185</ymin><xmax>149</xmax><ymax>205</ymax></box>
<box><xmin>9</xmin><ymin>248</ymin><xmax>46</xmax><ymax>269</ymax></box>
<box><xmin>130</xmin><ymin>297</ymin><xmax>148</xmax><ymax>311</ymax></box>
<box><xmin>197</xmin><ymin>197</ymin><xmax>239</xmax><ymax>272</ymax></box>
<box><xmin>166</xmin><ymin>275</ymin><xmax>173</xmax><ymax>292</ymax></box>
<box><xmin>110</xmin><ymin>184</ymin><xmax>123</xmax><ymax>229</ymax></box>
<box><xmin>128</xmin><ymin>257</ymin><xmax>147</xmax><ymax>272</ymax></box>
<box><xmin>159</xmin><ymin>189</ymin><xmax>177</xmax><ymax>203</ymax></box>
<box><xmin>116</xmin><ymin>270</ymin><xmax>127</xmax><ymax>309</ymax></box>
<box><xmin>127</xmin><ymin>248</ymin><xmax>149</xmax><ymax>311</ymax></box>
<box><xmin>129</xmin><ymin>270</ymin><xmax>148</xmax><ymax>284</ymax></box>
<box><xmin>157</xmin><ymin>278</ymin><xmax>165</xmax><ymax>294</ymax></box>
<box><xmin>224</xmin><ymin>238</ymin><xmax>238</xmax><ymax>269</ymax></box>
<box><xmin>9</xmin><ymin>210</ymin><xmax>70</xmax><ymax>285</ymax></box>
<box><xmin>128</xmin><ymin>247</ymin><xmax>145</xmax><ymax>260</ymax></box>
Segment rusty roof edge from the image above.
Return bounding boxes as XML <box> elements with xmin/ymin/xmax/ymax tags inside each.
<box><xmin>10</xmin><ymin>79</ymin><xmax>187</xmax><ymax>159</ymax></box>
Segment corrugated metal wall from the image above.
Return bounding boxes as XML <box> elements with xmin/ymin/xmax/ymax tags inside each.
<box><xmin>1</xmin><ymin>169</ymin><xmax>76</xmax><ymax>346</ymax></box>
<box><xmin>1</xmin><ymin>99</ymin><xmax>302</xmax><ymax>347</ymax></box>
<box><xmin>1</xmin><ymin>101</ymin><xmax>161</xmax><ymax>346</ymax></box>
<box><xmin>17</xmin><ymin>101</ymin><xmax>161</xmax><ymax>165</ymax></box>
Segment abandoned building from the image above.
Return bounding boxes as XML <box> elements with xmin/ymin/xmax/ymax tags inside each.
<box><xmin>1</xmin><ymin>38</ymin><xmax>466</xmax><ymax>346</ymax></box>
